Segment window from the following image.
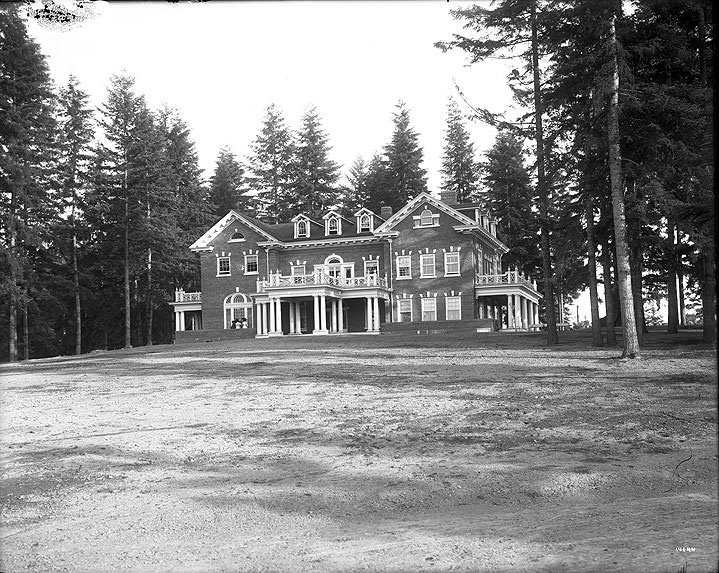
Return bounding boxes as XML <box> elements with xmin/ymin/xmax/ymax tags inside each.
<box><xmin>421</xmin><ymin>298</ymin><xmax>437</xmax><ymax>321</ymax></box>
<box><xmin>217</xmin><ymin>256</ymin><xmax>231</xmax><ymax>276</ymax></box>
<box><xmin>446</xmin><ymin>296</ymin><xmax>462</xmax><ymax>320</ymax></box>
<box><xmin>297</xmin><ymin>220</ymin><xmax>308</xmax><ymax>238</ymax></box>
<box><xmin>396</xmin><ymin>255</ymin><xmax>411</xmax><ymax>279</ymax></box>
<box><xmin>244</xmin><ymin>254</ymin><xmax>258</xmax><ymax>274</ymax></box>
<box><xmin>420</xmin><ymin>253</ymin><xmax>435</xmax><ymax>278</ymax></box>
<box><xmin>364</xmin><ymin>260</ymin><xmax>379</xmax><ymax>276</ymax></box>
<box><xmin>420</xmin><ymin>209</ymin><xmax>433</xmax><ymax>226</ymax></box>
<box><xmin>444</xmin><ymin>252</ymin><xmax>460</xmax><ymax>276</ymax></box>
<box><xmin>224</xmin><ymin>293</ymin><xmax>252</xmax><ymax>329</ymax></box>
<box><xmin>398</xmin><ymin>299</ymin><xmax>412</xmax><ymax>323</ymax></box>
<box><xmin>228</xmin><ymin>231</ymin><xmax>245</xmax><ymax>242</ymax></box>
<box><xmin>327</xmin><ymin>217</ymin><xmax>339</xmax><ymax>235</ymax></box>
<box><xmin>359</xmin><ymin>214</ymin><xmax>371</xmax><ymax>232</ymax></box>
<box><xmin>291</xmin><ymin>265</ymin><xmax>305</xmax><ymax>276</ymax></box>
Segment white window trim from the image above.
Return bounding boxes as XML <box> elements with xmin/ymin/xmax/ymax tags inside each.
<box><xmin>244</xmin><ymin>254</ymin><xmax>259</xmax><ymax>275</ymax></box>
<box><xmin>413</xmin><ymin>209</ymin><xmax>440</xmax><ymax>228</ymax></box>
<box><xmin>228</xmin><ymin>231</ymin><xmax>246</xmax><ymax>243</ymax></box>
<box><xmin>445</xmin><ymin>296</ymin><xmax>462</xmax><ymax>321</ymax></box>
<box><xmin>217</xmin><ymin>256</ymin><xmax>231</xmax><ymax>277</ymax></box>
<box><xmin>396</xmin><ymin>255</ymin><xmax>412</xmax><ymax>280</ymax></box>
<box><xmin>291</xmin><ymin>264</ymin><xmax>306</xmax><ymax>276</ymax></box>
<box><xmin>398</xmin><ymin>299</ymin><xmax>413</xmax><ymax>322</ymax></box>
<box><xmin>295</xmin><ymin>220</ymin><xmax>310</xmax><ymax>239</ymax></box>
<box><xmin>421</xmin><ymin>298</ymin><xmax>437</xmax><ymax>322</ymax></box>
<box><xmin>358</xmin><ymin>214</ymin><xmax>373</xmax><ymax>233</ymax></box>
<box><xmin>364</xmin><ymin>260</ymin><xmax>379</xmax><ymax>276</ymax></box>
<box><xmin>326</xmin><ymin>216</ymin><xmax>341</xmax><ymax>236</ymax></box>
<box><xmin>444</xmin><ymin>252</ymin><xmax>461</xmax><ymax>276</ymax></box>
<box><xmin>420</xmin><ymin>253</ymin><xmax>436</xmax><ymax>278</ymax></box>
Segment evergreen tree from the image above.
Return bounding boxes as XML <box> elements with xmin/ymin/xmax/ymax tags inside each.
<box><xmin>55</xmin><ymin>75</ymin><xmax>94</xmax><ymax>355</ymax></box>
<box><xmin>288</xmin><ymin>107</ymin><xmax>340</xmax><ymax>216</ymax></box>
<box><xmin>481</xmin><ymin>131</ymin><xmax>540</xmax><ymax>277</ymax></box>
<box><xmin>339</xmin><ymin>156</ymin><xmax>370</xmax><ymax>214</ymax></box>
<box><xmin>380</xmin><ymin>101</ymin><xmax>427</xmax><ymax>211</ymax></box>
<box><xmin>440</xmin><ymin>98</ymin><xmax>478</xmax><ymax>203</ymax></box>
<box><xmin>209</xmin><ymin>147</ymin><xmax>247</xmax><ymax>217</ymax></box>
<box><xmin>0</xmin><ymin>7</ymin><xmax>57</xmax><ymax>362</ymax></box>
<box><xmin>362</xmin><ymin>153</ymin><xmax>390</xmax><ymax>215</ymax></box>
<box><xmin>247</xmin><ymin>104</ymin><xmax>294</xmax><ymax>223</ymax></box>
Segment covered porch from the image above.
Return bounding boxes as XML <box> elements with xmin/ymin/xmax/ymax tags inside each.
<box><xmin>475</xmin><ymin>270</ymin><xmax>542</xmax><ymax>331</ymax></box>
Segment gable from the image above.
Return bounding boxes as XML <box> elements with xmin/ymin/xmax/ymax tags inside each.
<box><xmin>374</xmin><ymin>193</ymin><xmax>477</xmax><ymax>234</ymax></box>
<box><xmin>190</xmin><ymin>211</ymin><xmax>278</xmax><ymax>252</ymax></box>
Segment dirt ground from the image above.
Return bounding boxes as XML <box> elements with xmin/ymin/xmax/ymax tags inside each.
<box><xmin>1</xmin><ymin>330</ymin><xmax>717</xmax><ymax>572</ymax></box>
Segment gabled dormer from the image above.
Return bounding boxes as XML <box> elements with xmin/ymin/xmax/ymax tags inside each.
<box><xmin>412</xmin><ymin>205</ymin><xmax>440</xmax><ymax>229</ymax></box>
<box><xmin>322</xmin><ymin>210</ymin><xmax>345</xmax><ymax>236</ymax></box>
<box><xmin>291</xmin><ymin>214</ymin><xmax>312</xmax><ymax>239</ymax></box>
<box><xmin>354</xmin><ymin>208</ymin><xmax>377</xmax><ymax>234</ymax></box>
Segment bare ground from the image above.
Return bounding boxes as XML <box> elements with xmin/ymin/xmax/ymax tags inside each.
<box><xmin>1</xmin><ymin>330</ymin><xmax>717</xmax><ymax>572</ymax></box>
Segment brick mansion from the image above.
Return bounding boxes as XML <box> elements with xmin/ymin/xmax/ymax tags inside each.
<box><xmin>171</xmin><ymin>190</ymin><xmax>542</xmax><ymax>338</ymax></box>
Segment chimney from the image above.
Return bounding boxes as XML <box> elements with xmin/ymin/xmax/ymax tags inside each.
<box><xmin>380</xmin><ymin>206</ymin><xmax>393</xmax><ymax>219</ymax></box>
<box><xmin>439</xmin><ymin>190</ymin><xmax>458</xmax><ymax>205</ymax></box>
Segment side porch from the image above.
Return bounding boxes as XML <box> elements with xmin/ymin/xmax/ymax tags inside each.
<box><xmin>475</xmin><ymin>270</ymin><xmax>542</xmax><ymax>331</ymax></box>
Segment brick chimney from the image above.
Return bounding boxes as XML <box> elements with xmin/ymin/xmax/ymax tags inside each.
<box><xmin>380</xmin><ymin>206</ymin><xmax>393</xmax><ymax>219</ymax></box>
<box><xmin>439</xmin><ymin>190</ymin><xmax>458</xmax><ymax>205</ymax></box>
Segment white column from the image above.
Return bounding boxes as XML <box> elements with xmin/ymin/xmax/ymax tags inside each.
<box><xmin>256</xmin><ymin>304</ymin><xmax>262</xmax><ymax>335</ymax></box>
<box><xmin>521</xmin><ymin>297</ymin><xmax>528</xmax><ymax>330</ymax></box>
<box><xmin>366</xmin><ymin>297</ymin><xmax>372</xmax><ymax>331</ymax></box>
<box><xmin>373</xmin><ymin>297</ymin><xmax>380</xmax><ymax>331</ymax></box>
<box><xmin>320</xmin><ymin>295</ymin><xmax>327</xmax><ymax>332</ymax></box>
<box><xmin>514</xmin><ymin>294</ymin><xmax>522</xmax><ymax>331</ymax></box>
<box><xmin>534</xmin><ymin>302</ymin><xmax>539</xmax><ymax>330</ymax></box>
<box><xmin>313</xmin><ymin>295</ymin><xmax>320</xmax><ymax>333</ymax></box>
<box><xmin>268</xmin><ymin>298</ymin><xmax>276</xmax><ymax>334</ymax></box>
<box><xmin>179</xmin><ymin>311</ymin><xmax>185</xmax><ymax>332</ymax></box>
<box><xmin>295</xmin><ymin>302</ymin><xmax>302</xmax><ymax>334</ymax></box>
<box><xmin>275</xmin><ymin>298</ymin><xmax>282</xmax><ymax>334</ymax></box>
<box><xmin>289</xmin><ymin>302</ymin><xmax>296</xmax><ymax>334</ymax></box>
<box><xmin>507</xmin><ymin>295</ymin><xmax>513</xmax><ymax>329</ymax></box>
<box><xmin>331</xmin><ymin>299</ymin><xmax>338</xmax><ymax>332</ymax></box>
<box><xmin>338</xmin><ymin>300</ymin><xmax>344</xmax><ymax>332</ymax></box>
<box><xmin>175</xmin><ymin>311</ymin><xmax>181</xmax><ymax>332</ymax></box>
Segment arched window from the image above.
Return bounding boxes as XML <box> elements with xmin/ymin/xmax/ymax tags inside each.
<box><xmin>297</xmin><ymin>220</ymin><xmax>308</xmax><ymax>237</ymax></box>
<box><xmin>359</xmin><ymin>214</ymin><xmax>371</xmax><ymax>232</ymax></box>
<box><xmin>229</xmin><ymin>231</ymin><xmax>245</xmax><ymax>242</ymax></box>
<box><xmin>327</xmin><ymin>217</ymin><xmax>339</xmax><ymax>234</ymax></box>
<box><xmin>420</xmin><ymin>209</ymin><xmax>433</xmax><ymax>227</ymax></box>
<box><xmin>224</xmin><ymin>293</ymin><xmax>253</xmax><ymax>329</ymax></box>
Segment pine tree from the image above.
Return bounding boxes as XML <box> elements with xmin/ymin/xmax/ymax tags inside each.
<box><xmin>440</xmin><ymin>98</ymin><xmax>478</xmax><ymax>203</ymax></box>
<box><xmin>481</xmin><ymin>131</ymin><xmax>540</xmax><ymax>278</ymax></box>
<box><xmin>362</xmin><ymin>154</ymin><xmax>390</xmax><ymax>215</ymax></box>
<box><xmin>209</xmin><ymin>147</ymin><xmax>247</xmax><ymax>217</ymax></box>
<box><xmin>288</xmin><ymin>107</ymin><xmax>340</xmax><ymax>217</ymax></box>
<box><xmin>55</xmin><ymin>75</ymin><xmax>94</xmax><ymax>355</ymax></box>
<box><xmin>339</xmin><ymin>156</ymin><xmax>370</xmax><ymax>214</ymax></box>
<box><xmin>381</xmin><ymin>101</ymin><xmax>427</xmax><ymax>211</ymax></box>
<box><xmin>0</xmin><ymin>7</ymin><xmax>57</xmax><ymax>362</ymax></box>
<box><xmin>247</xmin><ymin>104</ymin><xmax>294</xmax><ymax>223</ymax></box>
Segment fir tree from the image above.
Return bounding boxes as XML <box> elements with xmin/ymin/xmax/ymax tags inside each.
<box><xmin>381</xmin><ymin>101</ymin><xmax>427</xmax><ymax>211</ymax></box>
<box><xmin>288</xmin><ymin>107</ymin><xmax>340</xmax><ymax>217</ymax></box>
<box><xmin>209</xmin><ymin>147</ymin><xmax>247</xmax><ymax>217</ymax></box>
<box><xmin>247</xmin><ymin>104</ymin><xmax>294</xmax><ymax>223</ymax></box>
<box><xmin>440</xmin><ymin>98</ymin><xmax>478</xmax><ymax>203</ymax></box>
<box><xmin>339</xmin><ymin>156</ymin><xmax>370</xmax><ymax>214</ymax></box>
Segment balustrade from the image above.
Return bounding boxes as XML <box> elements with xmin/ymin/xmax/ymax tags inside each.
<box><xmin>257</xmin><ymin>272</ymin><xmax>387</xmax><ymax>292</ymax></box>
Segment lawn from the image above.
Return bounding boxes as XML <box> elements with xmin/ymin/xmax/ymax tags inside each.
<box><xmin>1</xmin><ymin>330</ymin><xmax>717</xmax><ymax>572</ymax></box>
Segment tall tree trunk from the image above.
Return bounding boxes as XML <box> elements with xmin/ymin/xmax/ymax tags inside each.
<box><xmin>678</xmin><ymin>263</ymin><xmax>686</xmax><ymax>326</ymax></box>
<box><xmin>607</xmin><ymin>14</ymin><xmax>640</xmax><ymax>358</ymax></box>
<box><xmin>585</xmin><ymin>196</ymin><xmax>603</xmax><ymax>346</ymax></box>
<box><xmin>124</xmin><ymin>164</ymin><xmax>132</xmax><ymax>349</ymax></box>
<box><xmin>22</xmin><ymin>297</ymin><xmax>29</xmax><ymax>361</ymax></box>
<box><xmin>667</xmin><ymin>220</ymin><xmax>679</xmax><ymax>333</ymax></box>
<box><xmin>72</xmin><ymin>219</ymin><xmax>82</xmax><ymax>355</ymax></box>
<box><xmin>600</xmin><ymin>201</ymin><xmax>618</xmax><ymax>347</ymax></box>
<box><xmin>630</xmin><ymin>240</ymin><xmax>645</xmax><ymax>342</ymax></box>
<box><xmin>701</xmin><ymin>244</ymin><xmax>716</xmax><ymax>344</ymax></box>
<box><xmin>8</xmin><ymin>209</ymin><xmax>18</xmax><ymax>363</ymax></box>
<box><xmin>146</xmin><ymin>247</ymin><xmax>153</xmax><ymax>346</ymax></box>
<box><xmin>530</xmin><ymin>0</ymin><xmax>557</xmax><ymax>345</ymax></box>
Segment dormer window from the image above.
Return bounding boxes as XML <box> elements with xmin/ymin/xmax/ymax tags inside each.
<box><xmin>228</xmin><ymin>231</ymin><xmax>245</xmax><ymax>242</ymax></box>
<box><xmin>413</xmin><ymin>207</ymin><xmax>440</xmax><ymax>228</ymax></box>
<box><xmin>296</xmin><ymin>220</ymin><xmax>309</xmax><ymax>238</ymax></box>
<box><xmin>327</xmin><ymin>217</ymin><xmax>340</xmax><ymax>235</ymax></box>
<box><xmin>359</xmin><ymin>214</ymin><xmax>371</xmax><ymax>233</ymax></box>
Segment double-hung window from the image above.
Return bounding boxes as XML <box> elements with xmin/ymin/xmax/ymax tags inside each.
<box><xmin>359</xmin><ymin>214</ymin><xmax>371</xmax><ymax>233</ymax></box>
<box><xmin>398</xmin><ymin>299</ymin><xmax>412</xmax><ymax>322</ymax></box>
<box><xmin>327</xmin><ymin>217</ymin><xmax>339</xmax><ymax>235</ymax></box>
<box><xmin>244</xmin><ymin>254</ymin><xmax>258</xmax><ymax>274</ymax></box>
<box><xmin>364</xmin><ymin>260</ymin><xmax>379</xmax><ymax>276</ymax></box>
<box><xmin>396</xmin><ymin>255</ymin><xmax>411</xmax><ymax>279</ymax></box>
<box><xmin>446</xmin><ymin>296</ymin><xmax>462</xmax><ymax>320</ymax></box>
<box><xmin>421</xmin><ymin>298</ymin><xmax>437</xmax><ymax>321</ymax></box>
<box><xmin>420</xmin><ymin>253</ymin><xmax>435</xmax><ymax>278</ymax></box>
<box><xmin>444</xmin><ymin>252</ymin><xmax>460</xmax><ymax>276</ymax></box>
<box><xmin>217</xmin><ymin>256</ymin><xmax>231</xmax><ymax>276</ymax></box>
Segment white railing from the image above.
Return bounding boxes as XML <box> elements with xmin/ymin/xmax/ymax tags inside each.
<box><xmin>174</xmin><ymin>289</ymin><xmax>202</xmax><ymax>303</ymax></box>
<box><xmin>475</xmin><ymin>270</ymin><xmax>537</xmax><ymax>290</ymax></box>
<box><xmin>257</xmin><ymin>272</ymin><xmax>388</xmax><ymax>292</ymax></box>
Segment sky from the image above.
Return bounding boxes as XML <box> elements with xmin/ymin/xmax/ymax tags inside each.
<box><xmin>24</xmin><ymin>0</ymin><xmax>517</xmax><ymax>192</ymax></box>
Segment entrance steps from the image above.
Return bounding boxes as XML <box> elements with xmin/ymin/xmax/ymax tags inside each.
<box><xmin>380</xmin><ymin>319</ymin><xmax>497</xmax><ymax>335</ymax></box>
<box><xmin>174</xmin><ymin>328</ymin><xmax>257</xmax><ymax>344</ymax></box>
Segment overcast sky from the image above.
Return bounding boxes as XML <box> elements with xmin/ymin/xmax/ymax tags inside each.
<box><xmin>25</xmin><ymin>0</ymin><xmax>517</xmax><ymax>191</ymax></box>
